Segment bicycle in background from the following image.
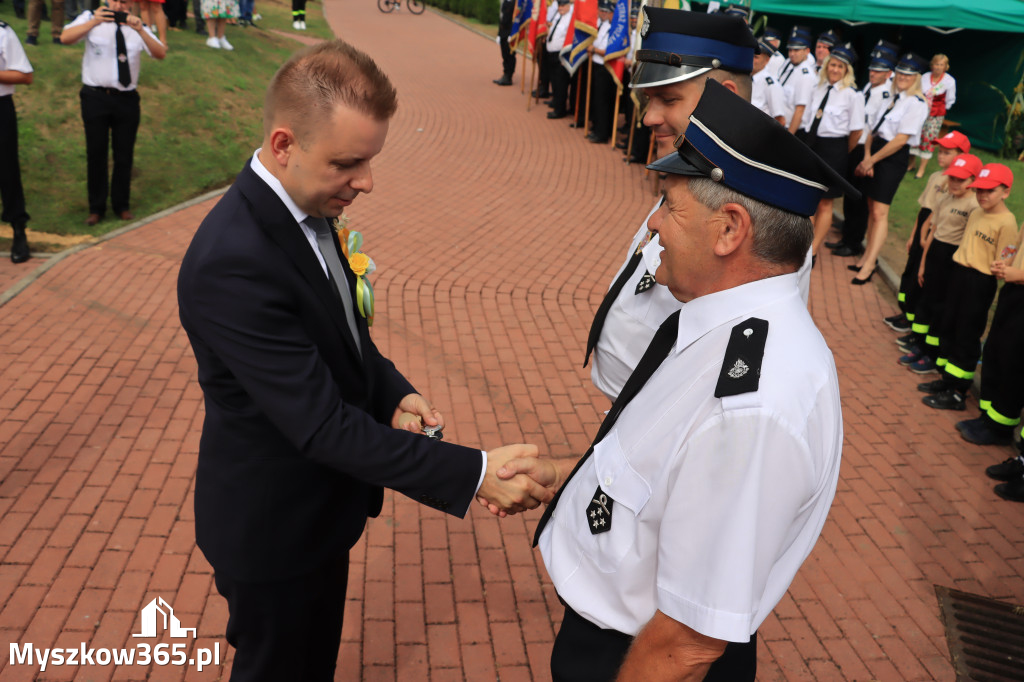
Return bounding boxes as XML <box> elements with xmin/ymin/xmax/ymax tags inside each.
<box><xmin>378</xmin><ymin>0</ymin><xmax>424</xmax><ymax>13</ymax></box>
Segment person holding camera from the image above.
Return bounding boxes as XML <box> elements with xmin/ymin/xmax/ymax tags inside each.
<box><xmin>61</xmin><ymin>0</ymin><xmax>165</xmax><ymax>226</ymax></box>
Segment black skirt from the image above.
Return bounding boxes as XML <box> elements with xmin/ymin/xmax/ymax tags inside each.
<box><xmin>864</xmin><ymin>136</ymin><xmax>910</xmax><ymax>205</ymax></box>
<box><xmin>806</xmin><ymin>135</ymin><xmax>849</xmax><ymax>199</ymax></box>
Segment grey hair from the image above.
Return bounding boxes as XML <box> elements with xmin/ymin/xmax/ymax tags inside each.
<box><xmin>687</xmin><ymin>178</ymin><xmax>812</xmax><ymax>268</ymax></box>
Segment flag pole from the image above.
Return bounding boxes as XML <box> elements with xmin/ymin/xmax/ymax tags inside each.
<box><xmin>583</xmin><ymin>53</ymin><xmax>594</xmax><ymax>135</ymax></box>
<box><xmin>520</xmin><ymin>39</ymin><xmax>527</xmax><ymax>94</ymax></box>
<box><xmin>526</xmin><ymin>46</ymin><xmax>536</xmax><ymax>111</ymax></box>
<box><xmin>610</xmin><ymin>81</ymin><xmax>621</xmax><ymax>148</ymax></box>
<box><xmin>573</xmin><ymin>67</ymin><xmax>582</xmax><ymax>126</ymax></box>
<box><xmin>626</xmin><ymin>105</ymin><xmax>636</xmax><ymax>158</ymax></box>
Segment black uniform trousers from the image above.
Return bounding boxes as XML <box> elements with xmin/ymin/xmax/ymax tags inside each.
<box><xmin>980</xmin><ymin>283</ymin><xmax>1024</xmax><ymax>427</ymax></box>
<box><xmin>937</xmin><ymin>263</ymin><xmax>998</xmax><ymax>393</ymax></box>
<box><xmin>840</xmin><ymin>144</ymin><xmax>868</xmax><ymax>250</ymax></box>
<box><xmin>215</xmin><ymin>553</ymin><xmax>349</xmax><ymax>682</ymax></box>
<box><xmin>570</xmin><ymin>59</ymin><xmax>589</xmax><ymax>124</ymax></box>
<box><xmin>551</xmin><ymin>604</ymin><xmax>757</xmax><ymax>682</ymax></box>
<box><xmin>80</xmin><ymin>85</ymin><xmax>140</xmax><ymax>217</ymax></box>
<box><xmin>0</xmin><ymin>95</ymin><xmax>29</xmax><ymax>227</ymax></box>
<box><xmin>535</xmin><ymin>38</ymin><xmax>551</xmax><ymax>95</ymax></box>
<box><xmin>548</xmin><ymin>50</ymin><xmax>570</xmax><ymax>116</ymax></box>
<box><xmin>588</xmin><ymin>62</ymin><xmax>615</xmax><ymax>141</ymax></box>
<box><xmin>898</xmin><ymin>207</ymin><xmax>932</xmax><ymax>318</ymax></box>
<box><xmin>912</xmin><ymin>239</ymin><xmax>958</xmax><ymax>359</ymax></box>
<box><xmin>497</xmin><ymin>0</ymin><xmax>515</xmax><ymax>78</ymax></box>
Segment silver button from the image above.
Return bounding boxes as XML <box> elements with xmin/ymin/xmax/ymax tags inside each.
<box><xmin>604</xmin><ymin>476</ymin><xmax>612</xmax><ymax>486</ymax></box>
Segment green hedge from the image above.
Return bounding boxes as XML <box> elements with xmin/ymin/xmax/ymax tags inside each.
<box><xmin>425</xmin><ymin>0</ymin><xmax>499</xmax><ymax>25</ymax></box>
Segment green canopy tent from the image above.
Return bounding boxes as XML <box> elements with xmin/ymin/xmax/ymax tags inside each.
<box><xmin>744</xmin><ymin>0</ymin><xmax>1024</xmax><ymax>151</ymax></box>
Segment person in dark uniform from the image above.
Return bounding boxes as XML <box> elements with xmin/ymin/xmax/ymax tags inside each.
<box><xmin>545</xmin><ymin>0</ymin><xmax>572</xmax><ymax>119</ymax></box>
<box><xmin>495</xmin><ymin>79</ymin><xmax>849</xmax><ymax>682</ymax></box>
<box><xmin>0</xmin><ymin>19</ymin><xmax>33</xmax><ymax>263</ymax></box>
<box><xmin>584</xmin><ymin>0</ymin><xmax>614</xmax><ymax>143</ymax></box>
<box><xmin>494</xmin><ymin>0</ymin><xmax>516</xmax><ymax>86</ymax></box>
<box><xmin>61</xmin><ymin>0</ymin><xmax>166</xmax><ymax>226</ymax></box>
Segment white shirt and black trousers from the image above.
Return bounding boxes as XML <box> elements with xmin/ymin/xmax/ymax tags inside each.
<box><xmin>0</xmin><ymin>21</ymin><xmax>32</xmax><ymax>231</ymax></box>
<box><xmin>544</xmin><ymin>274</ymin><xmax>843</xmax><ymax>682</ymax></box>
<box><xmin>66</xmin><ymin>12</ymin><xmax>155</xmax><ymax>218</ymax></box>
<box><xmin>864</xmin><ymin>90</ymin><xmax>928</xmax><ymax>205</ymax></box>
<box><xmin>587</xmin><ymin>19</ymin><xmax>614</xmax><ymax>142</ymax></box>
<box><xmin>798</xmin><ymin>82</ymin><xmax>863</xmax><ymax>199</ymax></box>
<box><xmin>546</xmin><ymin>8</ymin><xmax>572</xmax><ymax>118</ymax></box>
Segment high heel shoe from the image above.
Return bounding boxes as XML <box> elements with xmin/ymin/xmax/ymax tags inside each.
<box><xmin>847</xmin><ymin>264</ymin><xmax>862</xmax><ymax>272</ymax></box>
<box><xmin>851</xmin><ymin>268</ymin><xmax>876</xmax><ymax>285</ymax></box>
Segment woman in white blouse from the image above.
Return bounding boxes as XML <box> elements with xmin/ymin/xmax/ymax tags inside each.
<box><xmin>851</xmin><ymin>52</ymin><xmax>930</xmax><ymax>285</ymax></box>
<box><xmin>798</xmin><ymin>43</ymin><xmax>863</xmax><ymax>259</ymax></box>
<box><xmin>911</xmin><ymin>54</ymin><xmax>956</xmax><ymax>178</ymax></box>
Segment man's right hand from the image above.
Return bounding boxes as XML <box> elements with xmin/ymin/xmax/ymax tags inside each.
<box><xmin>475</xmin><ymin>444</ymin><xmax>557</xmax><ymax>518</ymax></box>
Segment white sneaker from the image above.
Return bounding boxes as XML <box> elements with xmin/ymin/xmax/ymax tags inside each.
<box><xmin>300</xmin><ymin>20</ymin><xmax>307</xmax><ymax>29</ymax></box>
<box><xmin>219</xmin><ymin>36</ymin><xmax>233</xmax><ymax>50</ymax></box>
<box><xmin>205</xmin><ymin>36</ymin><xmax>221</xmax><ymax>48</ymax></box>
<box><xmin>252</xmin><ymin>12</ymin><xmax>261</xmax><ymax>20</ymax></box>
<box><xmin>292</xmin><ymin>20</ymin><xmax>301</xmax><ymax>29</ymax></box>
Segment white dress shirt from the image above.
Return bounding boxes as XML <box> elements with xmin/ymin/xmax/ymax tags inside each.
<box><xmin>64</xmin><ymin>11</ymin><xmax>159</xmax><ymax>91</ymax></box>
<box><xmin>0</xmin><ymin>24</ymin><xmax>32</xmax><ymax>97</ymax></box>
<box><xmin>799</xmin><ymin>81</ymin><xmax>865</xmax><ymax>138</ymax></box>
<box><xmin>542</xmin><ymin>272</ymin><xmax>843</xmax><ymax>642</ymax></box>
<box><xmin>547</xmin><ymin>6</ymin><xmax>572</xmax><ymax>52</ymax></box>
<box><xmin>751</xmin><ymin>68</ymin><xmax>786</xmax><ymax>120</ymax></box>
<box><xmin>592</xmin><ymin>18</ymin><xmax>610</xmax><ymax>65</ymax></box>
<box><xmin>778</xmin><ymin>59</ymin><xmax>816</xmax><ymax>128</ymax></box>
<box><xmin>857</xmin><ymin>78</ymin><xmax>892</xmax><ymax>144</ymax></box>
<box><xmin>868</xmin><ymin>90</ymin><xmax>929</xmax><ymax>147</ymax></box>
<box><xmin>766</xmin><ymin>51</ymin><xmax>786</xmax><ymax>79</ymax></box>
<box><xmin>922</xmin><ymin>72</ymin><xmax>956</xmax><ymax>112</ymax></box>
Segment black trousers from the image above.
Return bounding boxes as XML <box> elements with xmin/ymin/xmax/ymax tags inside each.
<box><xmin>938</xmin><ymin>263</ymin><xmax>998</xmax><ymax>393</ymax></box>
<box><xmin>980</xmin><ymin>283</ymin><xmax>1024</xmax><ymax>427</ymax></box>
<box><xmin>536</xmin><ymin>39</ymin><xmax>551</xmax><ymax>94</ymax></box>
<box><xmin>551</xmin><ymin>605</ymin><xmax>757</xmax><ymax>682</ymax></box>
<box><xmin>163</xmin><ymin>0</ymin><xmax>187</xmax><ymax>27</ymax></box>
<box><xmin>570</xmin><ymin>59</ymin><xmax>589</xmax><ymax>124</ymax></box>
<box><xmin>588</xmin><ymin>62</ymin><xmax>615</xmax><ymax>140</ymax></box>
<box><xmin>215</xmin><ymin>553</ymin><xmax>349</xmax><ymax>682</ymax></box>
<box><xmin>898</xmin><ymin>207</ymin><xmax>932</xmax><ymax>318</ymax></box>
<box><xmin>291</xmin><ymin>0</ymin><xmax>306</xmax><ymax>19</ymax></box>
<box><xmin>497</xmin><ymin>5</ymin><xmax>515</xmax><ymax>78</ymax></box>
<box><xmin>80</xmin><ymin>86</ymin><xmax>140</xmax><ymax>217</ymax></box>
<box><xmin>841</xmin><ymin>144</ymin><xmax>868</xmax><ymax>249</ymax></box>
<box><xmin>0</xmin><ymin>96</ymin><xmax>29</xmax><ymax>227</ymax></box>
<box><xmin>548</xmin><ymin>51</ymin><xmax>570</xmax><ymax>116</ymax></box>
<box><xmin>912</xmin><ymin>239</ymin><xmax>958</xmax><ymax>358</ymax></box>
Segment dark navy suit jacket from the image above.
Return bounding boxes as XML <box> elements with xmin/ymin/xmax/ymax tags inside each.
<box><xmin>177</xmin><ymin>163</ymin><xmax>482</xmax><ymax>582</ymax></box>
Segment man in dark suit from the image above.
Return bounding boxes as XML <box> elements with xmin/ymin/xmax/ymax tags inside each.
<box><xmin>177</xmin><ymin>39</ymin><xmax>552</xmax><ymax>681</ymax></box>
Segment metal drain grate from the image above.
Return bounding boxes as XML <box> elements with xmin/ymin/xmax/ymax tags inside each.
<box><xmin>934</xmin><ymin>585</ymin><xmax>1024</xmax><ymax>681</ymax></box>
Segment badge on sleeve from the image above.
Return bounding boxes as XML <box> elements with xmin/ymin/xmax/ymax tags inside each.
<box><xmin>586</xmin><ymin>486</ymin><xmax>613</xmax><ymax>534</ymax></box>
<box><xmin>635</xmin><ymin>271</ymin><xmax>656</xmax><ymax>295</ymax></box>
<box><xmin>714</xmin><ymin>317</ymin><xmax>769</xmax><ymax>398</ymax></box>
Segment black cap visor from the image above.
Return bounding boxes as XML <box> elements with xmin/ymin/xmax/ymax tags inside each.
<box><xmin>631</xmin><ymin>61</ymin><xmax>712</xmax><ymax>88</ymax></box>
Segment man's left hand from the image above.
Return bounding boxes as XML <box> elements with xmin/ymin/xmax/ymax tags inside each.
<box><xmin>391</xmin><ymin>393</ymin><xmax>444</xmax><ymax>433</ymax></box>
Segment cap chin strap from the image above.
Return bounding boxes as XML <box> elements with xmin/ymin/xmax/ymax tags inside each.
<box><xmin>636</xmin><ymin>49</ymin><xmax>724</xmax><ymax>70</ymax></box>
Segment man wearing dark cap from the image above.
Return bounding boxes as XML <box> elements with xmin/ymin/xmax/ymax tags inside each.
<box><xmin>501</xmin><ymin>79</ymin><xmax>846</xmax><ymax>682</ymax></box>
<box><xmin>814</xmin><ymin>29</ymin><xmax>838</xmax><ymax>70</ymax></box>
<box><xmin>761</xmin><ymin>25</ymin><xmax>785</xmax><ymax>78</ymax></box>
<box><xmin>778</xmin><ymin>25</ymin><xmax>817</xmax><ymax>133</ymax></box>
<box><xmin>751</xmin><ymin>37</ymin><xmax>785</xmax><ymax>125</ymax></box>
<box><xmin>584</xmin><ymin>6</ymin><xmax>769</xmax><ymax>404</ymax></box>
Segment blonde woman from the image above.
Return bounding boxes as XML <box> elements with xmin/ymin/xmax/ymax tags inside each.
<box><xmin>851</xmin><ymin>53</ymin><xmax>929</xmax><ymax>285</ymax></box>
<box><xmin>912</xmin><ymin>54</ymin><xmax>956</xmax><ymax>178</ymax></box>
<box><xmin>798</xmin><ymin>42</ymin><xmax>863</xmax><ymax>259</ymax></box>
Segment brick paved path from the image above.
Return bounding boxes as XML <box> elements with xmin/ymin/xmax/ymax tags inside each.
<box><xmin>1</xmin><ymin>1</ymin><xmax>1023</xmax><ymax>680</ymax></box>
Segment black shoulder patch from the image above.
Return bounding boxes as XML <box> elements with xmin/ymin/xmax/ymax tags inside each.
<box><xmin>915</xmin><ymin>94</ymin><xmax>925</xmax><ymax>103</ymax></box>
<box><xmin>882</xmin><ymin>91</ymin><xmax>890</xmax><ymax>98</ymax></box>
<box><xmin>801</xmin><ymin>67</ymin><xmax>809</xmax><ymax>74</ymax></box>
<box><xmin>714</xmin><ymin>318</ymin><xmax>769</xmax><ymax>398</ymax></box>
<box><xmin>765</xmin><ymin>76</ymin><xmax>774</xmax><ymax>85</ymax></box>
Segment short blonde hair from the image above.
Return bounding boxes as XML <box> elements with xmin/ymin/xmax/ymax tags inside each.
<box><xmin>931</xmin><ymin>53</ymin><xmax>950</xmax><ymax>69</ymax></box>
<box><xmin>816</xmin><ymin>55</ymin><xmax>856</xmax><ymax>90</ymax></box>
<box><xmin>264</xmin><ymin>39</ymin><xmax>398</xmax><ymax>145</ymax></box>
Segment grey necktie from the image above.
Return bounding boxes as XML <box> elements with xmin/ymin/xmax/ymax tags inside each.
<box><xmin>306</xmin><ymin>217</ymin><xmax>362</xmax><ymax>357</ymax></box>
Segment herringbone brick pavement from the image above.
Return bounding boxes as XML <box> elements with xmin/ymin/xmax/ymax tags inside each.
<box><xmin>0</xmin><ymin>0</ymin><xmax>1022</xmax><ymax>680</ymax></box>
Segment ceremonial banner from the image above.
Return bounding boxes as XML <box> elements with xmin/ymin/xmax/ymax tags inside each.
<box><xmin>508</xmin><ymin>0</ymin><xmax>532</xmax><ymax>52</ymax></box>
<box><xmin>603</xmin><ymin>0</ymin><xmax>630</xmax><ymax>87</ymax></box>
<box><xmin>559</xmin><ymin>0</ymin><xmax>597</xmax><ymax>75</ymax></box>
<box><xmin>527</xmin><ymin>0</ymin><xmax>548</xmax><ymax>56</ymax></box>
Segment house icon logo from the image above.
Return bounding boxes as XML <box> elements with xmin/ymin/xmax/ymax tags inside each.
<box><xmin>132</xmin><ymin>597</ymin><xmax>197</xmax><ymax>638</ymax></box>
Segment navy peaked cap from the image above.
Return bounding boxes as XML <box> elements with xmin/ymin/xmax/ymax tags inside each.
<box><xmin>756</xmin><ymin>37</ymin><xmax>776</xmax><ymax>56</ymax></box>
<box><xmin>647</xmin><ymin>80</ymin><xmax>859</xmax><ymax>216</ymax></box>
<box><xmin>816</xmin><ymin>29</ymin><xmax>839</xmax><ymax>47</ymax></box>
<box><xmin>787</xmin><ymin>25</ymin><xmax>813</xmax><ymax>48</ymax></box>
<box><xmin>895</xmin><ymin>52</ymin><xmax>928</xmax><ymax>75</ymax></box>
<box><xmin>762</xmin><ymin>26</ymin><xmax>782</xmax><ymax>42</ymax></box>
<box><xmin>631</xmin><ymin>7</ymin><xmax>755</xmax><ymax>88</ymax></box>
<box><xmin>829</xmin><ymin>42</ymin><xmax>857</xmax><ymax>67</ymax></box>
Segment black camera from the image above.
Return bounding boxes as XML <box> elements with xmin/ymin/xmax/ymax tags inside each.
<box><xmin>112</xmin><ymin>10</ymin><xmax>128</xmax><ymax>23</ymax></box>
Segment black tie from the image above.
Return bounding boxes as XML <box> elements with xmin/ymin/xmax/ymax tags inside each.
<box><xmin>808</xmin><ymin>85</ymin><xmax>832</xmax><ymax>139</ymax></box>
<box><xmin>863</xmin><ymin>86</ymin><xmax>870</xmax><ymax>104</ymax></box>
<box><xmin>872</xmin><ymin>93</ymin><xmax>899</xmax><ymax>136</ymax></box>
<box><xmin>534</xmin><ymin>310</ymin><xmax>680</xmax><ymax>547</ymax></box>
<box><xmin>115</xmin><ymin>26</ymin><xmax>131</xmax><ymax>88</ymax></box>
<box><xmin>583</xmin><ymin>251</ymin><xmax>642</xmax><ymax>367</ymax></box>
<box><xmin>780</xmin><ymin>61</ymin><xmax>796</xmax><ymax>85</ymax></box>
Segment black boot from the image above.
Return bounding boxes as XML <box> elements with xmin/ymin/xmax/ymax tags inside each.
<box><xmin>10</xmin><ymin>224</ymin><xmax>29</xmax><ymax>264</ymax></box>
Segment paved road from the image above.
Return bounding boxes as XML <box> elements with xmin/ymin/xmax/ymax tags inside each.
<box><xmin>0</xmin><ymin>1</ymin><xmax>1022</xmax><ymax>680</ymax></box>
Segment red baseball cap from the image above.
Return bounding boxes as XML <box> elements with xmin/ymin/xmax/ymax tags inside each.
<box><xmin>970</xmin><ymin>163</ymin><xmax>1014</xmax><ymax>190</ymax></box>
<box><xmin>936</xmin><ymin>130</ymin><xmax>971</xmax><ymax>153</ymax></box>
<box><xmin>944</xmin><ymin>153</ymin><xmax>982</xmax><ymax>179</ymax></box>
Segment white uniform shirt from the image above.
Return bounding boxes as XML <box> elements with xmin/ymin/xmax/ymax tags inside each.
<box><xmin>65</xmin><ymin>12</ymin><xmax>159</xmax><ymax>90</ymax></box>
<box><xmin>868</xmin><ymin>90</ymin><xmax>929</xmax><ymax>147</ymax></box>
<box><xmin>0</xmin><ymin>23</ymin><xmax>32</xmax><ymax>97</ymax></box>
<box><xmin>766</xmin><ymin>51</ymin><xmax>786</xmax><ymax>79</ymax></box>
<box><xmin>857</xmin><ymin>78</ymin><xmax>892</xmax><ymax>144</ymax></box>
<box><xmin>778</xmin><ymin>60</ymin><xmax>816</xmax><ymax>128</ymax></box>
<box><xmin>921</xmin><ymin>72</ymin><xmax>956</xmax><ymax>112</ymax></box>
<box><xmin>592</xmin><ymin>18</ymin><xmax>610</xmax><ymax>65</ymax></box>
<box><xmin>547</xmin><ymin>6</ymin><xmax>572</xmax><ymax>52</ymax></box>
<box><xmin>751</xmin><ymin>69</ymin><xmax>786</xmax><ymax>120</ymax></box>
<box><xmin>799</xmin><ymin>82</ymin><xmax>865</xmax><ymax>138</ymax></box>
<box><xmin>543</xmin><ymin>273</ymin><xmax>843</xmax><ymax>642</ymax></box>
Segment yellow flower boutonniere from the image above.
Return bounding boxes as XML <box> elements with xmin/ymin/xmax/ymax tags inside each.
<box><xmin>332</xmin><ymin>215</ymin><xmax>376</xmax><ymax>326</ymax></box>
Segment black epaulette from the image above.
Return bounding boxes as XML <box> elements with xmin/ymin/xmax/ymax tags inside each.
<box><xmin>765</xmin><ymin>76</ymin><xmax>774</xmax><ymax>85</ymax></box>
<box><xmin>714</xmin><ymin>317</ymin><xmax>769</xmax><ymax>398</ymax></box>
<box><xmin>801</xmin><ymin>67</ymin><xmax>809</xmax><ymax>74</ymax></box>
<box><xmin>914</xmin><ymin>94</ymin><xmax>925</xmax><ymax>103</ymax></box>
<box><xmin>882</xmin><ymin>91</ymin><xmax>891</xmax><ymax>99</ymax></box>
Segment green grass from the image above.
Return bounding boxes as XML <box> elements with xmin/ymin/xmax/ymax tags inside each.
<box><xmin>1</xmin><ymin>0</ymin><xmax>332</xmax><ymax>244</ymax></box>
